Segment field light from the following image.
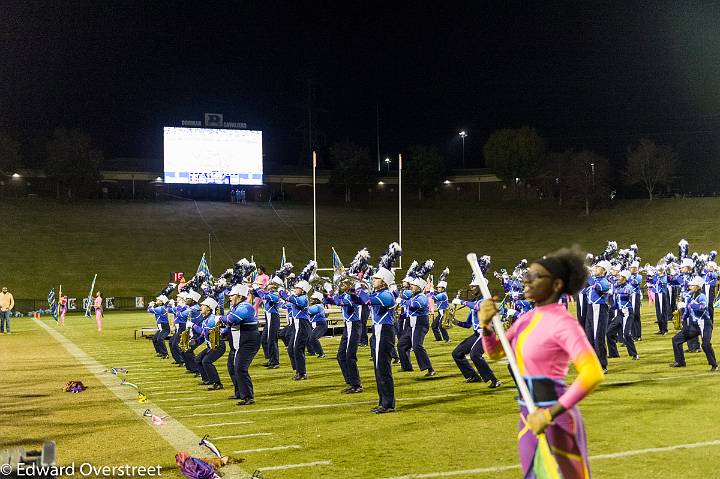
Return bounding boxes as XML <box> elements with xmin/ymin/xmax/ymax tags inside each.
<box><xmin>11</xmin><ymin>173</ymin><xmax>20</xmax><ymax>178</ymax></box>
<box><xmin>444</xmin><ymin>180</ymin><xmax>451</xmax><ymax>185</ymax></box>
<box><xmin>378</xmin><ymin>181</ymin><xmax>385</xmax><ymax>185</ymax></box>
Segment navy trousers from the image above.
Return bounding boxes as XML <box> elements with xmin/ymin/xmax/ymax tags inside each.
<box><xmin>585</xmin><ymin>303</ymin><xmax>609</xmax><ymax>369</ymax></box>
<box><xmin>308</xmin><ymin>320</ymin><xmax>328</xmax><ymax>355</ymax></box>
<box><xmin>431</xmin><ymin>310</ymin><xmax>450</xmax><ymax>341</ymax></box>
<box><xmin>398</xmin><ymin>315</ymin><xmax>433</xmax><ymax>371</ymax></box>
<box><xmin>359</xmin><ymin>305</ymin><xmax>369</xmax><ymax>346</ymax></box>
<box><xmin>287</xmin><ymin>318</ymin><xmax>311</xmax><ymax>375</ymax></box>
<box><xmin>452</xmin><ymin>331</ymin><xmax>496</xmax><ymax>382</ymax></box>
<box><xmin>607</xmin><ymin>307</ymin><xmax>638</xmax><ymax>358</ymax></box>
<box><xmin>232</xmin><ymin>328</ymin><xmax>261</xmax><ymax>400</ymax></box>
<box><xmin>153</xmin><ymin>323</ymin><xmax>170</xmax><ymax>356</ymax></box>
<box><xmin>370</xmin><ymin>323</ymin><xmax>396</xmax><ymax>409</ymax></box>
<box><xmin>261</xmin><ymin>312</ymin><xmax>280</xmax><ymax>365</ymax></box>
<box><xmin>198</xmin><ymin>340</ymin><xmax>226</xmax><ymax>384</ymax></box>
<box><xmin>170</xmin><ymin>324</ymin><xmax>185</xmax><ymax>364</ymax></box>
<box><xmin>337</xmin><ymin>320</ymin><xmax>361</xmax><ymax>387</ymax></box>
<box><xmin>655</xmin><ymin>291</ymin><xmax>669</xmax><ymax>333</ymax></box>
<box><xmin>631</xmin><ymin>292</ymin><xmax>642</xmax><ymax>339</ymax></box>
<box><xmin>672</xmin><ymin>320</ymin><xmax>717</xmax><ymax>367</ymax></box>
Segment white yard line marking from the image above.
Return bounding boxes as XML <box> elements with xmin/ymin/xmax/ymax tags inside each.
<box><xmin>193</xmin><ymin>421</ymin><xmax>255</xmax><ymax>428</ymax></box>
<box><xmin>32</xmin><ymin>319</ymin><xmax>250</xmax><ymax>479</ymax></box>
<box><xmin>212</xmin><ymin>433</ymin><xmax>272</xmax><ymax>440</ymax></box>
<box><xmin>378</xmin><ymin>439</ymin><xmax>720</xmax><ymax>479</ymax></box>
<box><xmin>257</xmin><ymin>460</ymin><xmax>331</xmax><ymax>471</ymax></box>
<box><xmin>178</xmin><ymin>393</ymin><xmax>465</xmax><ymax>416</ymax></box>
<box><xmin>233</xmin><ymin>445</ymin><xmax>301</xmax><ymax>454</ymax></box>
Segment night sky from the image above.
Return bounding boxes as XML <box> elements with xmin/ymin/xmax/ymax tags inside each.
<box><xmin>3</xmin><ymin>1</ymin><xmax>720</xmax><ymax>170</ymax></box>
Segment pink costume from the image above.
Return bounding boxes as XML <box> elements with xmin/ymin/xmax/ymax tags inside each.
<box><xmin>59</xmin><ymin>296</ymin><xmax>68</xmax><ymax>325</ymax></box>
<box><xmin>254</xmin><ymin>273</ymin><xmax>270</xmax><ymax>314</ymax></box>
<box><xmin>482</xmin><ymin>303</ymin><xmax>603</xmax><ymax>479</ymax></box>
<box><xmin>94</xmin><ymin>296</ymin><xmax>103</xmax><ymax>331</ymax></box>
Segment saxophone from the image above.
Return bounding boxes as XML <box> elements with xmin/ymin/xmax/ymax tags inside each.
<box><xmin>179</xmin><ymin>329</ymin><xmax>191</xmax><ymax>352</ymax></box>
<box><xmin>443</xmin><ymin>292</ymin><xmax>461</xmax><ymax>329</ymax></box>
<box><xmin>208</xmin><ymin>323</ymin><xmax>222</xmax><ymax>349</ymax></box>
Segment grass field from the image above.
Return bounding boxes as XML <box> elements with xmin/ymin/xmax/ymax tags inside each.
<box><xmin>2</xmin><ymin>304</ymin><xmax>719</xmax><ymax>479</ymax></box>
<box><xmin>4</xmin><ymin>196</ymin><xmax>720</xmax><ymax>298</ymax></box>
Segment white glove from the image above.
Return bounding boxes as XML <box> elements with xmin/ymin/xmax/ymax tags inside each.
<box><xmin>354</xmin><ymin>282</ymin><xmax>362</xmax><ymax>290</ymax></box>
<box><xmin>677</xmin><ymin>302</ymin><xmax>686</xmax><ymax>309</ymax></box>
<box><xmin>389</xmin><ymin>284</ymin><xmax>398</xmax><ymax>292</ymax></box>
<box><xmin>149</xmin><ymin>301</ymin><xmax>156</xmax><ymax>308</ymax></box>
<box><xmin>323</xmin><ymin>282</ymin><xmax>333</xmax><ymax>293</ymax></box>
<box><xmin>168</xmin><ymin>299</ymin><xmax>175</xmax><ymax>307</ymax></box>
<box><xmin>506</xmin><ymin>308</ymin><xmax>517</xmax><ymax>316</ymax></box>
<box><xmin>452</xmin><ymin>298</ymin><xmax>462</xmax><ymax>306</ymax></box>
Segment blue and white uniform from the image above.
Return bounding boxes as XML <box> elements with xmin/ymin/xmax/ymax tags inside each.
<box><xmin>429</xmin><ymin>290</ymin><xmax>450</xmax><ymax>342</ymax></box>
<box><xmin>451</xmin><ymin>297</ymin><xmax>499</xmax><ymax>384</ymax></box>
<box><xmin>606</xmin><ymin>281</ymin><xmax>638</xmax><ymax>359</ymax></box>
<box><xmin>357</xmin><ymin>287</ymin><xmax>396</xmax><ymax>409</ymax></box>
<box><xmin>224</xmin><ymin>301</ymin><xmax>261</xmax><ymax>401</ymax></box>
<box><xmin>279</xmin><ymin>289</ymin><xmax>311</xmax><ymax>377</ymax></box>
<box><xmin>585</xmin><ymin>274</ymin><xmax>611</xmax><ymax>370</ymax></box>
<box><xmin>330</xmin><ymin>291</ymin><xmax>363</xmax><ymax>389</ymax></box>
<box><xmin>398</xmin><ymin>290</ymin><xmax>434</xmax><ymax>372</ymax></box>
<box><xmin>307</xmin><ymin>303</ymin><xmax>328</xmax><ymax>357</ymax></box>
<box><xmin>255</xmin><ymin>288</ymin><xmax>282</xmax><ymax>367</ymax></box>
<box><xmin>672</xmin><ymin>292</ymin><xmax>717</xmax><ymax>369</ymax></box>
<box><xmin>147</xmin><ymin>304</ymin><xmax>170</xmax><ymax>357</ymax></box>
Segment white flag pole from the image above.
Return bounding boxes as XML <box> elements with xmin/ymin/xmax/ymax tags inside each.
<box><xmin>313</xmin><ymin>150</ymin><xmax>317</xmax><ymax>264</ymax></box>
<box><xmin>84</xmin><ymin>274</ymin><xmax>98</xmax><ymax>318</ymax></box>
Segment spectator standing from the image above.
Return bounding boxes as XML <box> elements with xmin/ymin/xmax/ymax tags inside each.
<box><xmin>240</xmin><ymin>189</ymin><xmax>246</xmax><ymax>204</ymax></box>
<box><xmin>0</xmin><ymin>286</ymin><xmax>15</xmax><ymax>334</ymax></box>
<box><xmin>230</xmin><ymin>188</ymin><xmax>236</xmax><ymax>203</ymax></box>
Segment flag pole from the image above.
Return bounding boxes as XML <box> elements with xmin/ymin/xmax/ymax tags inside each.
<box><xmin>312</xmin><ymin>150</ymin><xmax>317</xmax><ymax>264</ymax></box>
<box><xmin>208</xmin><ymin>234</ymin><xmax>212</xmax><ymax>272</ymax></box>
<box><xmin>84</xmin><ymin>274</ymin><xmax>97</xmax><ymax>318</ymax></box>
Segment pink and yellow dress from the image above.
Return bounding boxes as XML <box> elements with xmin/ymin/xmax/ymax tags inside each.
<box><xmin>482</xmin><ymin>303</ymin><xmax>603</xmax><ymax>478</ymax></box>
<box><xmin>59</xmin><ymin>296</ymin><xmax>68</xmax><ymax>325</ymax></box>
<box><xmin>94</xmin><ymin>296</ymin><xmax>103</xmax><ymax>331</ymax></box>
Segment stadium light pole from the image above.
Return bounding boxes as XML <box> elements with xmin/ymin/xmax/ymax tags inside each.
<box><xmin>312</xmin><ymin>150</ymin><xmax>317</xmax><ymax>264</ymax></box>
<box><xmin>398</xmin><ymin>153</ymin><xmax>402</xmax><ymax>270</ymax></box>
<box><xmin>459</xmin><ymin>130</ymin><xmax>467</xmax><ymax>168</ymax></box>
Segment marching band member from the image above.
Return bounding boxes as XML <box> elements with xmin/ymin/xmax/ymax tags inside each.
<box><xmin>59</xmin><ymin>294</ymin><xmax>68</xmax><ymax>326</ymax></box>
<box><xmin>670</xmin><ymin>276</ymin><xmax>718</xmax><ymax>371</ymax></box>
<box><xmin>648</xmin><ymin>265</ymin><xmax>669</xmax><ymax>335</ymax></box>
<box><xmin>279</xmin><ymin>261</ymin><xmax>317</xmax><ymax>381</ymax></box>
<box><xmin>479</xmin><ymin>248</ymin><xmax>604</xmax><ymax>478</ymax></box>
<box><xmin>224</xmin><ymin>284</ymin><xmax>261</xmax><ymax>405</ymax></box>
<box><xmin>357</xmin><ymin>242</ymin><xmax>401</xmax><ymax>414</ymax></box>
<box><xmin>606</xmin><ymin>270</ymin><xmax>640</xmax><ymax>360</ymax></box>
<box><xmin>180</xmin><ymin>290</ymin><xmax>203</xmax><ymax>374</ymax></box>
<box><xmin>670</xmin><ymin>257</ymin><xmax>699</xmax><ymax>353</ymax></box>
<box><xmin>451</xmin><ymin>274</ymin><xmax>502</xmax><ymax>388</ymax></box>
<box><xmin>628</xmin><ymin>261</ymin><xmax>643</xmax><ymax>341</ymax></box>
<box><xmin>169</xmin><ymin>292</ymin><xmax>187</xmax><ymax>366</ymax></box>
<box><xmin>703</xmin><ymin>259</ymin><xmax>718</xmax><ymax>321</ymax></box>
<box><xmin>253</xmin><ymin>266</ymin><xmax>270</xmax><ymax>315</ymax></box>
<box><xmin>307</xmin><ymin>292</ymin><xmax>328</xmax><ymax>358</ymax></box>
<box><xmin>147</xmin><ymin>295</ymin><xmax>170</xmax><ymax>359</ymax></box>
<box><xmin>255</xmin><ymin>273</ymin><xmax>284</xmax><ymax>369</ymax></box>
<box><xmin>93</xmin><ymin>291</ymin><xmax>104</xmax><ymax>333</ymax></box>
<box><xmin>329</xmin><ymin>278</ymin><xmax>364</xmax><ymax>393</ymax></box>
<box><xmin>195</xmin><ymin>297</ymin><xmax>226</xmax><ymax>390</ymax></box>
<box><xmin>398</xmin><ymin>260</ymin><xmax>436</xmax><ymax>377</ymax></box>
<box><xmin>574</xmin><ymin>253</ymin><xmax>594</xmax><ymax>328</ymax></box>
<box><xmin>585</xmin><ymin>260</ymin><xmax>611</xmax><ymax>373</ymax></box>
<box><xmin>430</xmin><ymin>267</ymin><xmax>450</xmax><ymax>342</ymax></box>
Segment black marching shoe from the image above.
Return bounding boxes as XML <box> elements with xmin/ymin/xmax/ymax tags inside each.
<box><xmin>392</xmin><ymin>358</ymin><xmax>400</xmax><ymax>364</ymax></box>
<box><xmin>261</xmin><ymin>361</ymin><xmax>271</xmax><ymax>367</ymax></box>
<box><xmin>424</xmin><ymin>369</ymin><xmax>437</xmax><ymax>377</ymax></box>
<box><xmin>488</xmin><ymin>378</ymin><xmax>503</xmax><ymax>389</ymax></box>
<box><xmin>317</xmin><ymin>353</ymin><xmax>326</xmax><ymax>359</ymax></box>
<box><xmin>373</xmin><ymin>406</ymin><xmax>396</xmax><ymax>414</ymax></box>
<box><xmin>711</xmin><ymin>366</ymin><xmax>719</xmax><ymax>372</ymax></box>
<box><xmin>267</xmin><ymin>363</ymin><xmax>279</xmax><ymax>369</ymax></box>
<box><xmin>631</xmin><ymin>355</ymin><xmax>640</xmax><ymax>360</ymax></box>
<box><xmin>292</xmin><ymin>374</ymin><xmax>308</xmax><ymax>381</ymax></box>
<box><xmin>237</xmin><ymin>398</ymin><xmax>255</xmax><ymax>406</ymax></box>
<box><xmin>207</xmin><ymin>383</ymin><xmax>224</xmax><ymax>391</ymax></box>
<box><xmin>348</xmin><ymin>385</ymin><xmax>364</xmax><ymax>393</ymax></box>
<box><xmin>465</xmin><ymin>376</ymin><xmax>481</xmax><ymax>383</ymax></box>
<box><xmin>199</xmin><ymin>380</ymin><xmax>212</xmax><ymax>385</ymax></box>
<box><xmin>161</xmin><ymin>354</ymin><xmax>169</xmax><ymax>359</ymax></box>
<box><xmin>669</xmin><ymin>362</ymin><xmax>686</xmax><ymax>368</ymax></box>
<box><xmin>340</xmin><ymin>386</ymin><xmax>354</xmax><ymax>394</ymax></box>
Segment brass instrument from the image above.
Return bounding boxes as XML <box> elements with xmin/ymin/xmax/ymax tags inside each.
<box><xmin>672</xmin><ymin>309</ymin><xmax>682</xmax><ymax>331</ymax></box>
<box><xmin>179</xmin><ymin>328</ymin><xmax>191</xmax><ymax>352</ymax></box>
<box><xmin>443</xmin><ymin>291</ymin><xmax>462</xmax><ymax>328</ymax></box>
<box><xmin>208</xmin><ymin>322</ymin><xmax>223</xmax><ymax>349</ymax></box>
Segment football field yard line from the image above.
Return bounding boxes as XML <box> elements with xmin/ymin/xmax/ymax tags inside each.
<box><xmin>232</xmin><ymin>445</ymin><xmax>301</xmax><ymax>454</ymax></box>
<box><xmin>33</xmin><ymin>319</ymin><xmax>251</xmax><ymax>479</ymax></box>
<box><xmin>194</xmin><ymin>421</ymin><xmax>255</xmax><ymax>428</ymax></box>
<box><xmin>378</xmin><ymin>439</ymin><xmax>720</xmax><ymax>478</ymax></box>
<box><xmin>257</xmin><ymin>460</ymin><xmax>332</xmax><ymax>471</ymax></box>
<box><xmin>212</xmin><ymin>433</ymin><xmax>272</xmax><ymax>440</ymax></box>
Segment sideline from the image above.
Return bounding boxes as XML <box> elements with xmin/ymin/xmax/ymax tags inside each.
<box><xmin>33</xmin><ymin>319</ymin><xmax>250</xmax><ymax>479</ymax></box>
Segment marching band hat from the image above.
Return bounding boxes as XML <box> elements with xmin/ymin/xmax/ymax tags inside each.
<box><xmin>681</xmin><ymin>258</ymin><xmax>695</xmax><ymax>268</ymax></box>
<box><xmin>295</xmin><ymin>280</ymin><xmax>312</xmax><ymax>293</ymax></box>
<box><xmin>619</xmin><ymin>270</ymin><xmax>631</xmax><ymax>280</ymax></box>
<box><xmin>156</xmin><ymin>295</ymin><xmax>169</xmax><ymax>304</ymax></box>
<box><xmin>230</xmin><ymin>284</ymin><xmax>249</xmax><ymax>297</ymax></box>
<box><xmin>187</xmin><ymin>290</ymin><xmax>201</xmax><ymax>302</ymax></box>
<box><xmin>311</xmin><ymin>291</ymin><xmax>324</xmax><ymax>301</ymax></box>
<box><xmin>373</xmin><ymin>267</ymin><xmax>395</xmax><ymax>288</ymax></box>
<box><xmin>437</xmin><ymin>280</ymin><xmax>447</xmax><ymax>288</ymax></box>
<box><xmin>689</xmin><ymin>276</ymin><xmax>705</xmax><ymax>287</ymax></box>
<box><xmin>596</xmin><ymin>260</ymin><xmax>612</xmax><ymax>273</ymax></box>
<box><xmin>630</xmin><ymin>261</ymin><xmax>640</xmax><ymax>268</ymax></box>
<box><xmin>270</xmin><ymin>276</ymin><xmax>284</xmax><ymax>286</ymax></box>
<box><xmin>707</xmin><ymin>261</ymin><xmax>717</xmax><ymax>269</ymax></box>
<box><xmin>410</xmin><ymin>277</ymin><xmax>427</xmax><ymax>289</ymax></box>
<box><xmin>201</xmin><ymin>297</ymin><xmax>218</xmax><ymax>310</ymax></box>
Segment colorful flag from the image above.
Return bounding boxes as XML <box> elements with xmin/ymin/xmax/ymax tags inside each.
<box><xmin>332</xmin><ymin>247</ymin><xmax>344</xmax><ymax>274</ymax></box>
<box><xmin>196</xmin><ymin>253</ymin><xmax>213</xmax><ymax>280</ymax></box>
<box><xmin>47</xmin><ymin>288</ymin><xmax>58</xmax><ymax>322</ymax></box>
<box><xmin>280</xmin><ymin>247</ymin><xmax>286</xmax><ymax>269</ymax></box>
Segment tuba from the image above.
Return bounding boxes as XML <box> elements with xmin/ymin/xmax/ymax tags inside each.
<box><xmin>179</xmin><ymin>328</ymin><xmax>191</xmax><ymax>352</ymax></box>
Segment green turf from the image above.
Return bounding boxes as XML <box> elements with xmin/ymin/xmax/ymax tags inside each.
<box><xmin>3</xmin><ymin>305</ymin><xmax>718</xmax><ymax>479</ymax></box>
<box><xmin>4</xmin><ymin>197</ymin><xmax>719</xmax><ymax>298</ymax></box>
